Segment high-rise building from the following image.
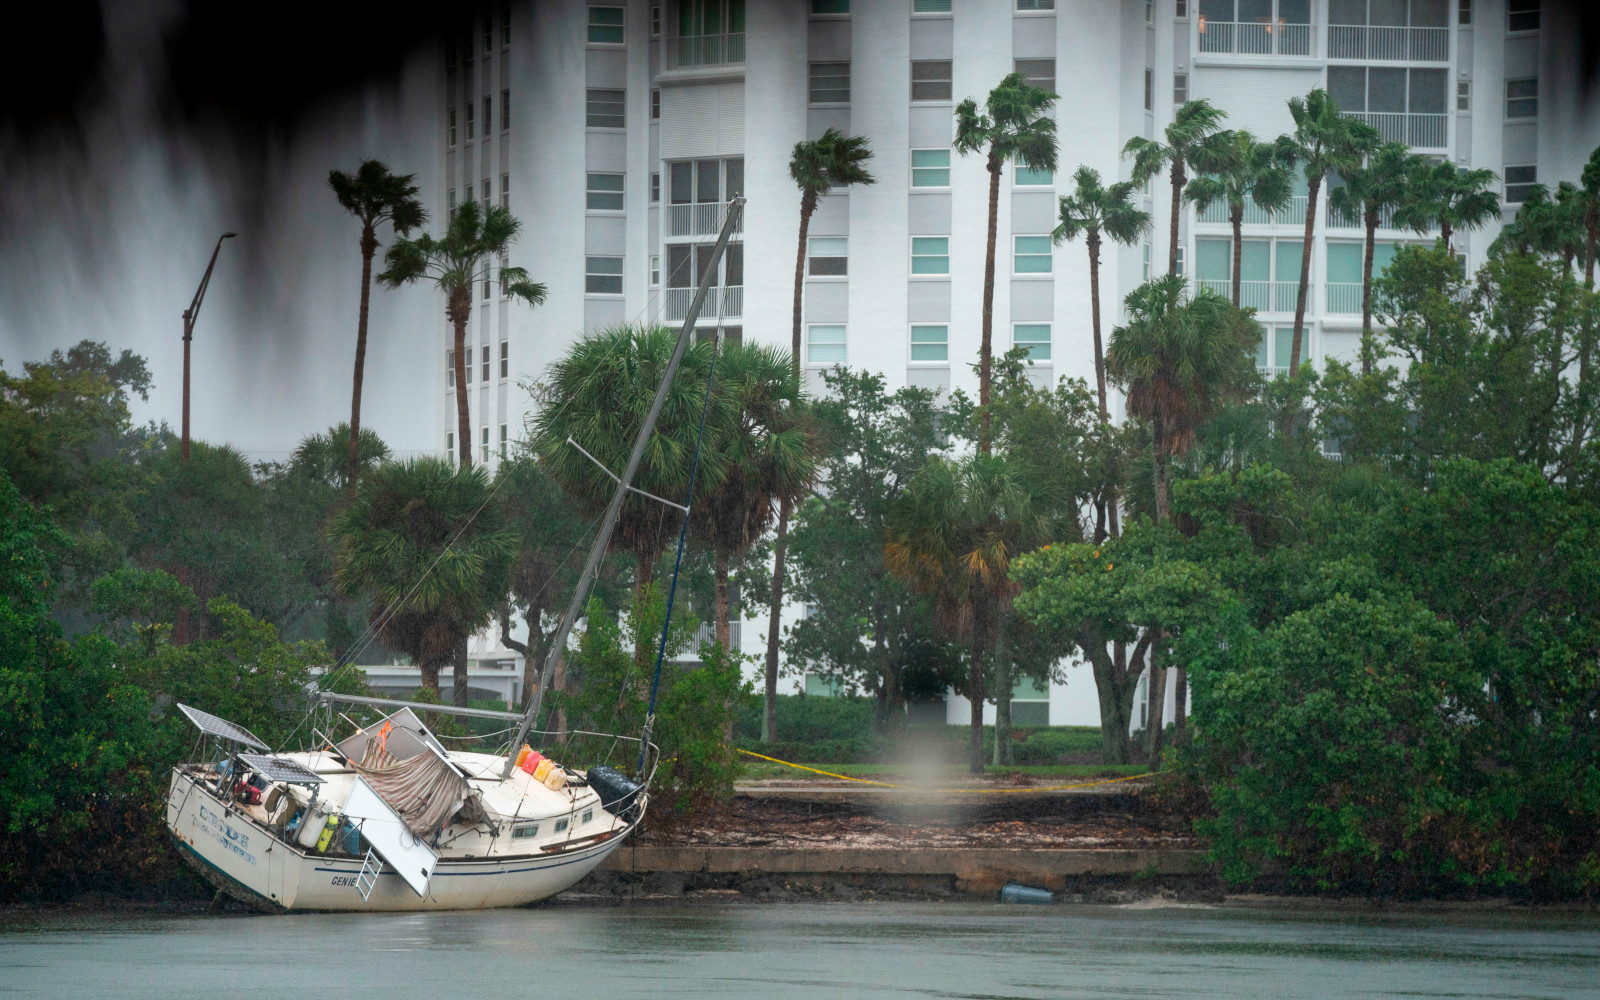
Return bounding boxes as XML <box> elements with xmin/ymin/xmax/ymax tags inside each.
<box><xmin>433</xmin><ymin>0</ymin><xmax>1592</xmax><ymax>724</ymax></box>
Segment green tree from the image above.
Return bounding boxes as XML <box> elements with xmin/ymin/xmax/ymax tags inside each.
<box><xmin>1185</xmin><ymin>129</ymin><xmax>1294</xmax><ymax>309</ymax></box>
<box><xmin>886</xmin><ymin>454</ymin><xmax>1047</xmax><ymax>773</ymax></box>
<box><xmin>330</xmin><ymin>457</ymin><xmax>516</xmax><ymax>703</ymax></box>
<box><xmin>1581</xmin><ymin>144</ymin><xmax>1600</xmax><ymax>289</ymax></box>
<box><xmin>955</xmin><ymin>72</ymin><xmax>1059</xmax><ymax>451</ymax></box>
<box><xmin>1124</xmin><ymin>98</ymin><xmax>1230</xmax><ymax>277</ymax></box>
<box><xmin>378</xmin><ymin>199</ymin><xmax>546</xmax><ymax>468</ymax></box>
<box><xmin>1398</xmin><ymin>158</ymin><xmax>1501</xmax><ymax>255</ymax></box>
<box><xmin>1054</xmin><ymin>166</ymin><xmax>1152</xmax><ymax>415</ymax></box>
<box><xmin>1327</xmin><ymin>142</ymin><xmax>1421</xmax><ymax>373</ymax></box>
<box><xmin>328</xmin><ymin>160</ymin><xmax>425</xmax><ymax>487</ymax></box>
<box><xmin>768</xmin><ymin>127</ymin><xmax>875</xmax><ymax>742</ymax></box>
<box><xmin>1275</xmin><ymin>88</ymin><xmax>1381</xmax><ymax>374</ymax></box>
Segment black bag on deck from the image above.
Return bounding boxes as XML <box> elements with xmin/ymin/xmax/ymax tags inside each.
<box><xmin>587</xmin><ymin>766</ymin><xmax>643</xmax><ymax>812</ymax></box>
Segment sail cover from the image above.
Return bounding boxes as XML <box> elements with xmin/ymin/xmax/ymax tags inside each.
<box><xmin>351</xmin><ymin>724</ymin><xmax>470</xmax><ymax>836</ymax></box>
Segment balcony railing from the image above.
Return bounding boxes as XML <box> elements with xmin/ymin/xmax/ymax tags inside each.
<box><xmin>1198</xmin><ymin>278</ymin><xmax>1301</xmax><ymax>312</ymax></box>
<box><xmin>666</xmin><ymin>32</ymin><xmax>745</xmax><ymax>70</ymax></box>
<box><xmin>1326</xmin><ymin>201</ymin><xmax>1400</xmax><ymax>229</ymax></box>
<box><xmin>1327</xmin><ymin>24</ymin><xmax>1448</xmax><ymax>61</ymax></box>
<box><xmin>1198</xmin><ymin>194</ymin><xmax>1308</xmax><ymax>226</ymax></box>
<box><xmin>666</xmin><ymin>201</ymin><xmax>744</xmax><ymax>238</ymax></box>
<box><xmin>1197</xmin><ymin>20</ymin><xmax>1313</xmax><ymax>56</ymax></box>
<box><xmin>1326</xmin><ymin>282</ymin><xmax>1364</xmax><ymax>314</ymax></box>
<box><xmin>1258</xmin><ymin>365</ymin><xmax>1290</xmax><ymax>378</ymax></box>
<box><xmin>1347</xmin><ymin>111</ymin><xmax>1447</xmax><ymax>148</ymax></box>
<box><xmin>664</xmin><ymin>285</ymin><xmax>743</xmax><ymax>322</ymax></box>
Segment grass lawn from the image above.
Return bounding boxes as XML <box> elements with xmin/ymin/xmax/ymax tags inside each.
<box><xmin>736</xmin><ymin>760</ymin><xmax>1150</xmax><ymax>782</ymax></box>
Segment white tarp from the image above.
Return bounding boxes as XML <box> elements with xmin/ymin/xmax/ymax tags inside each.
<box><xmin>342</xmin><ymin>776</ymin><xmax>439</xmax><ymax>897</ymax></box>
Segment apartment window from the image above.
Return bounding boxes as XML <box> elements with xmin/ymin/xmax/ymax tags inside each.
<box><xmin>1142</xmin><ymin>243</ymin><xmax>1151</xmax><ymax>280</ymax></box>
<box><xmin>1014</xmin><ymin>323</ymin><xmax>1052</xmax><ymax>361</ymax></box>
<box><xmin>588</xmin><ymin>6</ymin><xmax>625</xmax><ymax>43</ymax></box>
<box><xmin>911</xmin><ymin>236</ymin><xmax>950</xmax><ymax>274</ymax></box>
<box><xmin>650</xmin><ymin>4</ymin><xmax>661</xmax><ymax>36</ymax></box>
<box><xmin>1144</xmin><ymin>69</ymin><xmax>1153</xmax><ymax>111</ymax></box>
<box><xmin>812</xmin><ymin>0</ymin><xmax>850</xmax><ymax>13</ymax></box>
<box><xmin>911</xmin><ymin>149</ymin><xmax>951</xmax><ymax>187</ymax></box>
<box><xmin>1176</xmin><ymin>0</ymin><xmax>1189</xmax><ymax>16</ymax></box>
<box><xmin>586</xmin><ymin>256</ymin><xmax>624</xmax><ymax>294</ymax></box>
<box><xmin>1014</xmin><ymin>59</ymin><xmax>1055</xmax><ymax>93</ymax></box>
<box><xmin>464</xmin><ymin>33</ymin><xmax>474</xmax><ymax>66</ymax></box>
<box><xmin>1457</xmin><ymin>80</ymin><xmax>1470</xmax><ymax>111</ymax></box>
<box><xmin>484</xmin><ymin>13</ymin><xmax>493</xmax><ymax>53</ymax></box>
<box><xmin>651</xmin><ymin>89</ymin><xmax>661</xmax><ymax>119</ymax></box>
<box><xmin>499</xmin><ymin>341</ymin><xmax>509</xmax><ymax>379</ymax></box>
<box><xmin>501</xmin><ymin>173</ymin><xmax>509</xmax><ymax>210</ymax></box>
<box><xmin>807</xmin><ymin>325</ymin><xmax>847</xmax><ymax>364</ymax></box>
<box><xmin>481</xmin><ymin>345</ymin><xmax>491</xmax><ymax>381</ymax></box>
<box><xmin>448</xmin><ymin>108</ymin><xmax>458</xmax><ymax>146</ymax></box>
<box><xmin>1146</xmin><ymin>0</ymin><xmax>1154</xmax><ymax>25</ymax></box>
<box><xmin>498</xmin><ymin>254</ymin><xmax>508</xmax><ymax>297</ymax></box>
<box><xmin>501</xmin><ymin>90</ymin><xmax>510</xmax><ymax>131</ymax></box>
<box><xmin>1016</xmin><ymin>0</ymin><xmax>1055</xmax><ymax>9</ymax></box>
<box><xmin>1507</xmin><ymin>0</ymin><xmax>1538</xmax><ymax>33</ymax></box>
<box><xmin>1457</xmin><ymin>0</ymin><xmax>1471</xmax><ymax>25</ymax></box>
<box><xmin>913</xmin><ymin>0</ymin><xmax>952</xmax><ymax>11</ymax></box>
<box><xmin>1014</xmin><ymin>166</ymin><xmax>1053</xmax><ymax>186</ymax></box>
<box><xmin>587</xmin><ymin>173</ymin><xmax>625</xmax><ymax>210</ymax></box>
<box><xmin>446</xmin><ymin>349</ymin><xmax>456</xmax><ymax>388</ymax></box>
<box><xmin>911</xmin><ymin>60</ymin><xmax>953</xmax><ymax>101</ymax></box>
<box><xmin>1175</xmin><ymin>245</ymin><xmax>1185</xmax><ymax>275</ymax></box>
<box><xmin>466</xmin><ymin>102</ymin><xmax>475</xmax><ymax>141</ymax></box>
<box><xmin>464</xmin><ymin>345</ymin><xmax>472</xmax><ymax>384</ymax></box>
<box><xmin>650</xmin><ymin>255</ymin><xmax>661</xmax><ymax>285</ymax></box>
<box><xmin>1197</xmin><ymin>236</ymin><xmax>1303</xmax><ymax>310</ymax></box>
<box><xmin>808</xmin><ymin>237</ymin><xmax>848</xmax><ymax>276</ymax></box>
<box><xmin>587</xmin><ymin>89</ymin><xmax>626</xmax><ymax>128</ymax></box>
<box><xmin>482</xmin><ymin>177</ymin><xmax>491</xmax><ymax>212</ymax></box>
<box><xmin>1505</xmin><ymin>165</ymin><xmax>1537</xmax><ymax>204</ymax></box>
<box><xmin>483</xmin><ymin>262</ymin><xmax>492</xmax><ymax>300</ymax></box>
<box><xmin>1505</xmin><ymin>78</ymin><xmax>1537</xmax><ymax>118</ymax></box>
<box><xmin>503</xmin><ymin>4</ymin><xmax>511</xmax><ymax>44</ymax></box>
<box><xmin>1174</xmin><ymin>73</ymin><xmax>1189</xmax><ymax>105</ymax></box>
<box><xmin>1014</xmin><ymin>236</ymin><xmax>1052</xmax><ymax>274</ymax></box>
<box><xmin>1328</xmin><ymin>65</ymin><xmax>1449</xmax><ymax>143</ymax></box>
<box><xmin>448</xmin><ymin>190</ymin><xmax>457</xmax><ymax>216</ymax></box>
<box><xmin>910</xmin><ymin>325</ymin><xmax>948</xmax><ymax>362</ymax></box>
<box><xmin>446</xmin><ymin>432</ymin><xmax>454</xmax><ymax>463</ymax></box>
<box><xmin>481</xmin><ymin>426</ymin><xmax>490</xmax><ymax>463</ymax></box>
<box><xmin>809</xmin><ymin>62</ymin><xmax>850</xmax><ymax>104</ymax></box>
<box><xmin>446</xmin><ymin>40</ymin><xmax>457</xmax><ymax>71</ymax></box>
<box><xmin>465</xmin><ymin>182</ymin><xmax>473</xmax><ymax>205</ymax></box>
<box><xmin>499</xmin><ymin>424</ymin><xmax>509</xmax><ymax>460</ymax></box>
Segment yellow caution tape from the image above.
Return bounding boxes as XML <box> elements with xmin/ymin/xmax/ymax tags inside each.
<box><xmin>734</xmin><ymin>747</ymin><xmax>1152</xmax><ymax>794</ymax></box>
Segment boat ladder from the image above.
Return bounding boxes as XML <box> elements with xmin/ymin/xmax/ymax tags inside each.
<box><xmin>355</xmin><ymin>848</ymin><xmax>383</xmax><ymax>902</ymax></box>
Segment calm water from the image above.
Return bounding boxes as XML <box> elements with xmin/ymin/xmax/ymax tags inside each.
<box><xmin>3</xmin><ymin>902</ymin><xmax>1597</xmax><ymax>999</ymax></box>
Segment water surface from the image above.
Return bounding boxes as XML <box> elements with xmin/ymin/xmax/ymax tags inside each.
<box><xmin>3</xmin><ymin>902</ymin><xmax>1596</xmax><ymax>998</ymax></box>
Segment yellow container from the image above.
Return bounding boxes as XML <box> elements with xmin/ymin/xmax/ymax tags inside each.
<box><xmin>514</xmin><ymin>745</ymin><xmax>533</xmax><ymax>770</ymax></box>
<box><xmin>316</xmin><ymin>814</ymin><xmax>341</xmax><ymax>853</ymax></box>
<box><xmin>542</xmin><ymin>767</ymin><xmax>567</xmax><ymax>791</ymax></box>
<box><xmin>532</xmin><ymin>758</ymin><xmax>554</xmax><ymax>782</ymax></box>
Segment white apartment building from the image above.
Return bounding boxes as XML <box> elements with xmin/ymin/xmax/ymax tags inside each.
<box><xmin>429</xmin><ymin>0</ymin><xmax>1595</xmax><ymax>726</ymax></box>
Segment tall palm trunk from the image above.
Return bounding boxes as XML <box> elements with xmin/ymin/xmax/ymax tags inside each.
<box><xmin>1087</xmin><ymin>230</ymin><xmax>1108</xmax><ymax>415</ymax></box>
<box><xmin>1145</xmin><ymin>645</ymin><xmax>1167</xmax><ymax>766</ymax></box>
<box><xmin>1230</xmin><ymin>205</ymin><xmax>1244</xmax><ymax>308</ymax></box>
<box><xmin>453</xmin><ymin>634</ymin><xmax>469</xmax><ymax>707</ymax></box>
<box><xmin>1151</xmin><ymin>423</ymin><xmax>1171</xmax><ymax>523</ymax></box>
<box><xmin>1289</xmin><ymin>174</ymin><xmax>1321</xmax><ymax>374</ymax></box>
<box><xmin>792</xmin><ymin>191</ymin><xmax>816</xmax><ymax>364</ymax></box>
<box><xmin>1585</xmin><ymin>210</ymin><xmax>1597</xmax><ymax>290</ymax></box>
<box><xmin>1440</xmin><ymin>219</ymin><xmax>1454</xmax><ymax>256</ymax></box>
<box><xmin>992</xmin><ymin>615</ymin><xmax>1012</xmax><ymax>766</ymax></box>
<box><xmin>968</xmin><ymin>640</ymin><xmax>986</xmax><ymax>775</ymax></box>
<box><xmin>979</xmin><ymin>151</ymin><xmax>1002</xmax><ymax>455</ymax></box>
<box><xmin>449</xmin><ymin>288</ymin><xmax>473</xmax><ymax>469</ymax></box>
<box><xmin>419</xmin><ymin>656</ymin><xmax>441</xmax><ymax>696</ymax></box>
<box><xmin>1167</xmin><ymin>161</ymin><xmax>1186</xmax><ymax>274</ymax></box>
<box><xmin>348</xmin><ymin>223</ymin><xmax>378</xmax><ymax>489</ymax></box>
<box><xmin>762</xmin><ymin>500</ymin><xmax>788</xmax><ymax>742</ymax></box>
<box><xmin>1360</xmin><ymin>212</ymin><xmax>1378</xmax><ymax>375</ymax></box>
<box><xmin>713</xmin><ymin>550</ymin><xmax>731</xmax><ymax>649</ymax></box>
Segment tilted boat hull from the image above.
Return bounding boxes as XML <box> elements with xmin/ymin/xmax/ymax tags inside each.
<box><xmin>166</xmin><ymin>770</ymin><xmax>631</xmax><ymax>913</ymax></box>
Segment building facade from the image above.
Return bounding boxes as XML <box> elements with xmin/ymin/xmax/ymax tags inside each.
<box><xmin>429</xmin><ymin>0</ymin><xmax>1590</xmax><ymax>726</ymax></box>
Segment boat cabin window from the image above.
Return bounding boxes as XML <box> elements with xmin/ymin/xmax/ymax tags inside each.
<box><xmin>554</xmin><ymin>818</ymin><xmax>569</xmax><ymax>833</ymax></box>
<box><xmin>512</xmin><ymin>824</ymin><xmax>539</xmax><ymax>839</ymax></box>
<box><xmin>582</xmin><ymin>810</ymin><xmax>593</xmax><ymax>825</ymax></box>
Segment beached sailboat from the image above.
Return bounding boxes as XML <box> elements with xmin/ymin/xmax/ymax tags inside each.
<box><xmin>165</xmin><ymin>199</ymin><xmax>744</xmax><ymax>913</ymax></box>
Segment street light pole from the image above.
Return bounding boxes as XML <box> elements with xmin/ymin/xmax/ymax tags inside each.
<box><xmin>181</xmin><ymin>231</ymin><xmax>237</xmax><ymax>460</ymax></box>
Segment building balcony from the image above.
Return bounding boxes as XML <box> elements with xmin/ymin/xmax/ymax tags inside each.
<box><xmin>1346</xmin><ymin>111</ymin><xmax>1448</xmax><ymax>148</ymax></box>
<box><xmin>666</xmin><ymin>32</ymin><xmax>745</xmax><ymax>71</ymax></box>
<box><xmin>1198</xmin><ymin>278</ymin><xmax>1300</xmax><ymax>313</ymax></box>
<box><xmin>1326</xmin><ymin>201</ymin><xmax>1400</xmax><ymax>230</ymax></box>
<box><xmin>1196</xmin><ymin>19</ymin><xmax>1313</xmax><ymax>57</ymax></box>
<box><xmin>664</xmin><ymin>285</ymin><xmax>743</xmax><ymax>322</ymax></box>
<box><xmin>1327</xmin><ymin>24</ymin><xmax>1449</xmax><ymax>61</ymax></box>
<box><xmin>666</xmin><ymin>201</ymin><xmax>744</xmax><ymax>238</ymax></box>
<box><xmin>1198</xmin><ymin>194</ymin><xmax>1308</xmax><ymax>227</ymax></box>
<box><xmin>1326</xmin><ymin>282</ymin><xmax>1364</xmax><ymax>314</ymax></box>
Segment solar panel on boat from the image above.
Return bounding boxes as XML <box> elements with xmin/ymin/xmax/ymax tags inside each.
<box><xmin>176</xmin><ymin>703</ymin><xmax>270</xmax><ymax>750</ymax></box>
<box><xmin>238</xmin><ymin>753</ymin><xmax>326</xmax><ymax>784</ymax></box>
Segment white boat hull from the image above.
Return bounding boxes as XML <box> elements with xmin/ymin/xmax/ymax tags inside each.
<box><xmin>166</xmin><ymin>770</ymin><xmax>632</xmax><ymax>912</ymax></box>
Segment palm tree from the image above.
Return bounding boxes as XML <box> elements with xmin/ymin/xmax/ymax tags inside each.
<box><xmin>329</xmin><ymin>161</ymin><xmax>426</xmax><ymax>489</ymax></box>
<box><xmin>1326</xmin><ymin>142</ymin><xmax>1418</xmax><ymax>373</ymax></box>
<box><xmin>1184</xmin><ymin>129</ymin><xmax>1294</xmax><ymax>308</ymax></box>
<box><xmin>765</xmin><ymin>127</ymin><xmax>874</xmax><ymax>741</ymax></box>
<box><xmin>885</xmin><ymin>454</ymin><xmax>1045</xmax><ymax>774</ymax></box>
<box><xmin>1552</xmin><ymin>182</ymin><xmax>1589</xmax><ymax>277</ymax></box>
<box><xmin>378</xmin><ymin>199</ymin><xmax>546</xmax><ymax>468</ymax></box>
<box><xmin>533</xmin><ymin>324</ymin><xmax>729</xmax><ymax>668</ymax></box>
<box><xmin>1054</xmin><ymin>166</ymin><xmax>1151</xmax><ymax>417</ymax></box>
<box><xmin>1124</xmin><ymin>99</ymin><xmax>1230</xmax><ymax>276</ymax></box>
<box><xmin>692</xmin><ymin>342</ymin><xmax>816</xmax><ymax>652</ymax></box>
<box><xmin>955</xmin><ymin>72</ymin><xmax>1059</xmax><ymax>453</ymax></box>
<box><xmin>330</xmin><ymin>457</ymin><xmax>516</xmax><ymax>705</ymax></box>
<box><xmin>1274</xmin><ymin>89</ymin><xmax>1381</xmax><ymax>374</ymax></box>
<box><xmin>1581</xmin><ymin>145</ymin><xmax>1600</xmax><ymax>289</ymax></box>
<box><xmin>287</xmin><ymin>422</ymin><xmax>391</xmax><ymax>489</ymax></box>
<box><xmin>1397</xmin><ymin>159</ymin><xmax>1501</xmax><ymax>255</ymax></box>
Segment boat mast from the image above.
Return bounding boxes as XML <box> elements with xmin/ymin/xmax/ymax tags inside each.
<box><xmin>501</xmin><ymin>197</ymin><xmax>745</xmax><ymax>778</ymax></box>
